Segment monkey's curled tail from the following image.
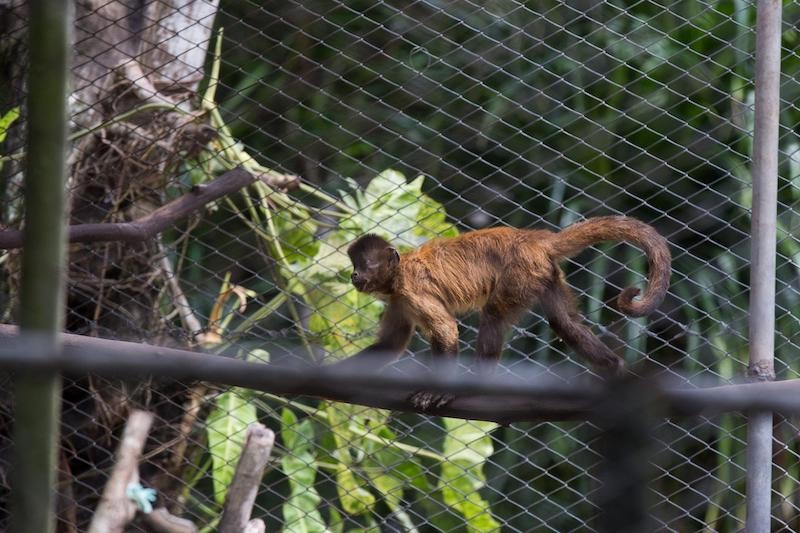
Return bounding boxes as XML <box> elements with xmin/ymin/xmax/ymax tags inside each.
<box><xmin>548</xmin><ymin>216</ymin><xmax>671</xmax><ymax>317</ymax></box>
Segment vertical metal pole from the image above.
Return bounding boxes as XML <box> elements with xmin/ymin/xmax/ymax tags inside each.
<box><xmin>746</xmin><ymin>0</ymin><xmax>782</xmax><ymax>531</ymax></box>
<box><xmin>10</xmin><ymin>1</ymin><xmax>72</xmax><ymax>532</ymax></box>
<box><xmin>593</xmin><ymin>378</ymin><xmax>657</xmax><ymax>533</ymax></box>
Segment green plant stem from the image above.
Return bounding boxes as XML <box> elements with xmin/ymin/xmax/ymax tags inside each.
<box><xmin>11</xmin><ymin>1</ymin><xmax>70</xmax><ymax>532</ymax></box>
<box><xmin>228</xmin><ymin>291</ymin><xmax>289</xmax><ymax>336</ymax></box>
<box><xmin>200</xmin><ymin>26</ymin><xmax>353</xmax><ymax>215</ymax></box>
<box><xmin>253</xmin><ymin>182</ymin><xmax>318</xmax><ymax>361</ymax></box>
<box><xmin>201</xmin><ymin>28</ymin><xmax>223</xmax><ymax>111</ymax></box>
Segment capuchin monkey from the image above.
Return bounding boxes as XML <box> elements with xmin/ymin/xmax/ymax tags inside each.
<box><xmin>333</xmin><ymin>216</ymin><xmax>671</xmax><ymax>409</ymax></box>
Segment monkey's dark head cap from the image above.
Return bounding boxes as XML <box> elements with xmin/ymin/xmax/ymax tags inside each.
<box><xmin>347</xmin><ymin>233</ymin><xmax>392</xmax><ymax>257</ymax></box>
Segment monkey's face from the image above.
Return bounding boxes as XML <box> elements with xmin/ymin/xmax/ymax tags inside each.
<box><xmin>348</xmin><ymin>248</ymin><xmax>400</xmax><ymax>294</ymax></box>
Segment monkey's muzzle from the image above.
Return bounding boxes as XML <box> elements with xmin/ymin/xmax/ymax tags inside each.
<box><xmin>351</xmin><ymin>273</ymin><xmax>367</xmax><ymax>292</ymax></box>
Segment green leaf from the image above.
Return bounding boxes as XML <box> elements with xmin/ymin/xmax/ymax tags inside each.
<box><xmin>325</xmin><ymin>403</ymin><xmax>376</xmax><ymax>515</ymax></box>
<box><xmin>438</xmin><ymin>418</ymin><xmax>500</xmax><ymax>533</ymax></box>
<box><xmin>307</xmin><ymin>283</ymin><xmax>382</xmax><ymax>358</ymax></box>
<box><xmin>336</xmin><ymin>169</ymin><xmax>457</xmax><ymax>249</ymax></box>
<box><xmin>291</xmin><ymin>234</ymin><xmax>352</xmax><ymax>284</ymax></box>
<box><xmin>327</xmin><ymin>507</ymin><xmax>344</xmax><ymax>533</ymax></box>
<box><xmin>363</xmin><ymin>424</ymin><xmax>422</xmax><ymax>533</ymax></box>
<box><xmin>0</xmin><ymin>107</ymin><xmax>20</xmax><ymax>144</ymax></box>
<box><xmin>281</xmin><ymin>408</ymin><xmax>330</xmax><ymax>533</ymax></box>
<box><xmin>206</xmin><ymin>389</ymin><xmax>259</xmax><ymax>505</ymax></box>
<box><xmin>414</xmin><ymin>191</ymin><xmax>459</xmax><ymax>239</ymax></box>
<box><xmin>243</xmin><ymin>347</ymin><xmax>270</xmax><ymax>364</ymax></box>
<box><xmin>274</xmin><ymin>210</ymin><xmax>320</xmax><ymax>268</ymax></box>
<box><xmin>275</xmin><ymin>169</ymin><xmax>460</xmax><ymax>526</ymax></box>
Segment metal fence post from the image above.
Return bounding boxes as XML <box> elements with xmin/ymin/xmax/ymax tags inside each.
<box><xmin>746</xmin><ymin>0</ymin><xmax>782</xmax><ymax>531</ymax></box>
<box><xmin>9</xmin><ymin>1</ymin><xmax>72</xmax><ymax>532</ymax></box>
<box><xmin>593</xmin><ymin>379</ymin><xmax>657</xmax><ymax>533</ymax></box>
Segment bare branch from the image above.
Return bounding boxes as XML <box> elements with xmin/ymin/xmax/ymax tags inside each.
<box><xmin>0</xmin><ymin>324</ymin><xmax>591</xmax><ymax>422</ymax></box>
<box><xmin>158</xmin><ymin>241</ymin><xmax>204</xmax><ymax>338</ymax></box>
<box><xmin>218</xmin><ymin>424</ymin><xmax>275</xmax><ymax>533</ymax></box>
<box><xmin>2</xmin><ymin>325</ymin><xmax>800</xmax><ymax>423</ymax></box>
<box><xmin>244</xmin><ymin>519</ymin><xmax>266</xmax><ymax>533</ymax></box>
<box><xmin>0</xmin><ymin>168</ymin><xmax>253</xmax><ymax>249</ymax></box>
<box><xmin>143</xmin><ymin>508</ymin><xmax>198</xmax><ymax>533</ymax></box>
<box><xmin>88</xmin><ymin>410</ymin><xmax>154</xmax><ymax>533</ymax></box>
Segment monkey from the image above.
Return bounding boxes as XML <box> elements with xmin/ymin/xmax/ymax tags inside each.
<box><xmin>333</xmin><ymin>216</ymin><xmax>671</xmax><ymax>409</ymax></box>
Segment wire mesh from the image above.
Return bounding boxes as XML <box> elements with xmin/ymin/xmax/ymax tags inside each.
<box><xmin>2</xmin><ymin>0</ymin><xmax>800</xmax><ymax>531</ymax></box>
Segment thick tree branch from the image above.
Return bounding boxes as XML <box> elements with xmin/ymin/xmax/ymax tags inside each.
<box><xmin>0</xmin><ymin>168</ymin><xmax>253</xmax><ymax>249</ymax></box>
<box><xmin>1</xmin><ymin>325</ymin><xmax>800</xmax><ymax>423</ymax></box>
<box><xmin>0</xmin><ymin>324</ymin><xmax>592</xmax><ymax>423</ymax></box>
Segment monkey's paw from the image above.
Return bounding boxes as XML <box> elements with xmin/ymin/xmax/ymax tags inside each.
<box><xmin>408</xmin><ymin>391</ymin><xmax>455</xmax><ymax>411</ymax></box>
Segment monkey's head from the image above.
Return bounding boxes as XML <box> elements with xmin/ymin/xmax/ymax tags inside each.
<box><xmin>347</xmin><ymin>234</ymin><xmax>400</xmax><ymax>294</ymax></box>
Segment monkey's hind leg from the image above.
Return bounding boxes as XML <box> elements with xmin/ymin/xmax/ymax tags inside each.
<box><xmin>540</xmin><ymin>280</ymin><xmax>624</xmax><ymax>376</ymax></box>
<box><xmin>474</xmin><ymin>302</ymin><xmax>521</xmax><ymax>374</ymax></box>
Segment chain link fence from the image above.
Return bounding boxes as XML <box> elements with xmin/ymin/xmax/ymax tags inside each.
<box><xmin>2</xmin><ymin>0</ymin><xmax>800</xmax><ymax>531</ymax></box>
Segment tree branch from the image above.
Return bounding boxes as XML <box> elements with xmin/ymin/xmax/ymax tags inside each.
<box><xmin>142</xmin><ymin>508</ymin><xmax>198</xmax><ymax>533</ymax></box>
<box><xmin>88</xmin><ymin>410</ymin><xmax>154</xmax><ymax>533</ymax></box>
<box><xmin>0</xmin><ymin>324</ymin><xmax>592</xmax><ymax>423</ymax></box>
<box><xmin>218</xmin><ymin>424</ymin><xmax>274</xmax><ymax>533</ymax></box>
<box><xmin>1</xmin><ymin>325</ymin><xmax>799</xmax><ymax>423</ymax></box>
<box><xmin>0</xmin><ymin>168</ymin><xmax>253</xmax><ymax>249</ymax></box>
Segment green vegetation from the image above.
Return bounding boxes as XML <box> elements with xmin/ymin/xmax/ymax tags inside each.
<box><xmin>177</xmin><ymin>1</ymin><xmax>800</xmax><ymax>529</ymax></box>
<box><xmin>3</xmin><ymin>0</ymin><xmax>797</xmax><ymax>530</ymax></box>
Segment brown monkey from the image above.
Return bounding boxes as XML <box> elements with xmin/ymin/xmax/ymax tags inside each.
<box><xmin>336</xmin><ymin>216</ymin><xmax>671</xmax><ymax>408</ymax></box>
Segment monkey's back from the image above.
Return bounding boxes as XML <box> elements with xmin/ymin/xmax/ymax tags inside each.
<box><xmin>397</xmin><ymin>227</ymin><xmax>555</xmax><ymax>314</ymax></box>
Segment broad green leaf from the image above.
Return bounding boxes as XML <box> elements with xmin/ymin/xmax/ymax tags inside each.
<box><xmin>327</xmin><ymin>507</ymin><xmax>344</xmax><ymax>533</ymax></box>
<box><xmin>438</xmin><ymin>418</ymin><xmax>500</xmax><ymax>533</ymax></box>
<box><xmin>414</xmin><ymin>194</ymin><xmax>458</xmax><ymax>240</ymax></box>
<box><xmin>278</xmin><ymin>169</ymin><xmax>459</xmax><ymax>525</ymax></box>
<box><xmin>242</xmin><ymin>347</ymin><xmax>270</xmax><ymax>364</ymax></box>
<box><xmin>291</xmin><ymin>235</ymin><xmax>352</xmax><ymax>284</ymax></box>
<box><xmin>334</xmin><ymin>467</ymin><xmax>375</xmax><ymax>516</ymax></box>
<box><xmin>281</xmin><ymin>408</ymin><xmax>330</xmax><ymax>533</ymax></box>
<box><xmin>206</xmin><ymin>389</ymin><xmax>258</xmax><ymax>505</ymax></box>
<box><xmin>336</xmin><ymin>169</ymin><xmax>457</xmax><ymax>249</ymax></box>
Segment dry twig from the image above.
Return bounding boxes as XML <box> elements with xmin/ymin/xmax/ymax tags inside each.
<box><xmin>218</xmin><ymin>424</ymin><xmax>275</xmax><ymax>533</ymax></box>
<box><xmin>88</xmin><ymin>410</ymin><xmax>154</xmax><ymax>533</ymax></box>
<box><xmin>143</xmin><ymin>507</ymin><xmax>199</xmax><ymax>533</ymax></box>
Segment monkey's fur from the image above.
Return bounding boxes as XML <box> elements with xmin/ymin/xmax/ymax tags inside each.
<box><xmin>338</xmin><ymin>216</ymin><xmax>671</xmax><ymax>407</ymax></box>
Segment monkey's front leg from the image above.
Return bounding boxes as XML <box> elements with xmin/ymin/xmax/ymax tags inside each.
<box><xmin>408</xmin><ymin>306</ymin><xmax>459</xmax><ymax>411</ymax></box>
<box><xmin>326</xmin><ymin>302</ymin><xmax>413</xmax><ymax>372</ymax></box>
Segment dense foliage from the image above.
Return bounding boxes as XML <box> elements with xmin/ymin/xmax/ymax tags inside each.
<box><xmin>178</xmin><ymin>1</ymin><xmax>800</xmax><ymax>531</ymax></box>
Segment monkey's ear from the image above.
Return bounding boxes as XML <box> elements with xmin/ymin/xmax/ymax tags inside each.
<box><xmin>386</xmin><ymin>247</ymin><xmax>400</xmax><ymax>266</ymax></box>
